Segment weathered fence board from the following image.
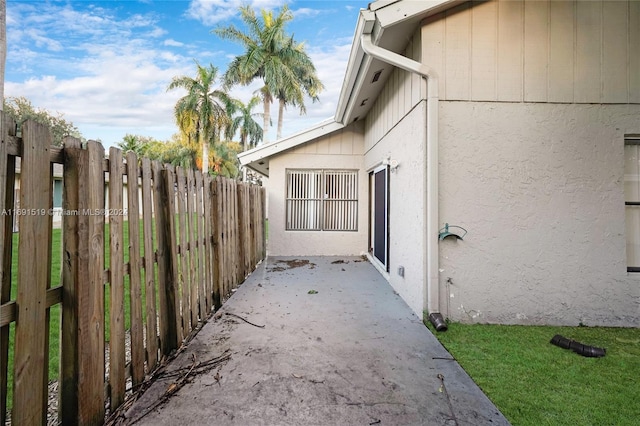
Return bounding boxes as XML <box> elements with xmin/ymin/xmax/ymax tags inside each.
<box><xmin>203</xmin><ymin>175</ymin><xmax>214</xmax><ymax>312</ymax></box>
<box><xmin>126</xmin><ymin>151</ymin><xmax>145</xmax><ymax>388</ymax></box>
<box><xmin>152</xmin><ymin>161</ymin><xmax>179</xmax><ymax>356</ymax></box>
<box><xmin>195</xmin><ymin>171</ymin><xmax>207</xmax><ymax>319</ymax></box>
<box><xmin>164</xmin><ymin>166</ymin><xmax>183</xmax><ymax>345</ymax></box>
<box><xmin>0</xmin><ymin>114</ymin><xmax>16</xmax><ymax>426</ymax></box>
<box><xmin>186</xmin><ymin>169</ymin><xmax>198</xmax><ymax>328</ymax></box>
<box><xmin>84</xmin><ymin>141</ymin><xmax>107</xmax><ymax>425</ymax></box>
<box><xmin>60</xmin><ymin>136</ymin><xmax>82</xmax><ymax>423</ymax></box>
<box><xmin>12</xmin><ymin>120</ymin><xmax>52</xmax><ymax>424</ymax></box>
<box><xmin>141</xmin><ymin>157</ymin><xmax>158</xmax><ymax>370</ymax></box>
<box><xmin>175</xmin><ymin>167</ymin><xmax>189</xmax><ymax>339</ymax></box>
<box><xmin>108</xmin><ymin>146</ymin><xmax>126</xmax><ymax>410</ymax></box>
<box><xmin>0</xmin><ymin>112</ymin><xmax>266</xmax><ymax>423</ymax></box>
<box><xmin>211</xmin><ymin>178</ymin><xmax>222</xmax><ymax>310</ymax></box>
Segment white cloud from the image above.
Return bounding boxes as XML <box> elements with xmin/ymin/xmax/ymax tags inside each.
<box><xmin>5</xmin><ymin>2</ymin><xmax>193</xmax><ymax>146</ymax></box>
<box><xmin>164</xmin><ymin>39</ymin><xmax>185</xmax><ymax>47</ymax></box>
<box><xmin>186</xmin><ymin>0</ymin><xmax>288</xmax><ymax>26</ymax></box>
<box><xmin>4</xmin><ymin>1</ymin><xmax>357</xmax><ymax>146</ymax></box>
<box><xmin>24</xmin><ymin>28</ymin><xmax>63</xmax><ymax>52</ymax></box>
<box><xmin>292</xmin><ymin>8</ymin><xmax>323</xmax><ymax>19</ymax></box>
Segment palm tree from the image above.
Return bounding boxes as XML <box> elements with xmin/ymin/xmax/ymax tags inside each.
<box><xmin>167</xmin><ymin>62</ymin><xmax>233</xmax><ymax>173</ymax></box>
<box><xmin>274</xmin><ymin>41</ymin><xmax>324</xmax><ymax>140</ymax></box>
<box><xmin>226</xmin><ymin>95</ymin><xmax>263</xmax><ymax>151</ymax></box>
<box><xmin>215</xmin><ymin>5</ymin><xmax>321</xmax><ymax>144</ymax></box>
<box><xmin>117</xmin><ymin>134</ymin><xmax>149</xmax><ymax>156</ymax></box>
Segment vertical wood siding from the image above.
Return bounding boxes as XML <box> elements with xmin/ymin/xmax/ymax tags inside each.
<box><xmin>421</xmin><ymin>0</ymin><xmax>640</xmax><ymax>104</ymax></box>
<box><xmin>365</xmin><ymin>31</ymin><xmax>424</xmax><ymax>150</ymax></box>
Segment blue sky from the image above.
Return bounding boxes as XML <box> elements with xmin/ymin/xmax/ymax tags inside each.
<box><xmin>6</xmin><ymin>0</ymin><xmax>364</xmax><ymax>147</ymax></box>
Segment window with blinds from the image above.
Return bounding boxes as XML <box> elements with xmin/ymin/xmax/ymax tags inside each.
<box><xmin>286</xmin><ymin>169</ymin><xmax>358</xmax><ymax>231</ymax></box>
<box><xmin>625</xmin><ymin>138</ymin><xmax>640</xmax><ymax>271</ymax></box>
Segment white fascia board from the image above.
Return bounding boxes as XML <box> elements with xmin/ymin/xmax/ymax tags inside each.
<box><xmin>369</xmin><ymin>0</ymin><xmax>401</xmax><ymax>12</ymax></box>
<box><xmin>374</xmin><ymin>0</ymin><xmax>464</xmax><ymax>29</ymax></box>
<box><xmin>238</xmin><ymin>119</ymin><xmax>345</xmax><ymax>166</ymax></box>
<box><xmin>334</xmin><ymin>9</ymin><xmax>376</xmax><ymax>124</ymax></box>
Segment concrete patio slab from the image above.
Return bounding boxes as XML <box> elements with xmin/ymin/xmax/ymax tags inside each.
<box><xmin>126</xmin><ymin>257</ymin><xmax>509</xmax><ymax>425</ymax></box>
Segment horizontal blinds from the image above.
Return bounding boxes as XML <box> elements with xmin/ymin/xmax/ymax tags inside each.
<box><xmin>286</xmin><ymin>169</ymin><xmax>357</xmax><ymax>231</ymax></box>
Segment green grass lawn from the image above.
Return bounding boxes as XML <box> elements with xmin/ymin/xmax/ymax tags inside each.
<box><xmin>425</xmin><ymin>321</ymin><xmax>640</xmax><ymax>425</ymax></box>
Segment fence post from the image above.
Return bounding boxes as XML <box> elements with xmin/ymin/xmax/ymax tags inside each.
<box><xmin>60</xmin><ymin>139</ymin><xmax>106</xmax><ymax>425</ymax></box>
<box><xmin>0</xmin><ymin>113</ymin><xmax>16</xmax><ymax>425</ymax></box>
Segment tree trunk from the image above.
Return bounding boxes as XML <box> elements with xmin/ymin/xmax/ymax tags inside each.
<box><xmin>277</xmin><ymin>98</ymin><xmax>285</xmax><ymax>141</ymax></box>
<box><xmin>202</xmin><ymin>140</ymin><xmax>209</xmax><ymax>174</ymax></box>
<box><xmin>241</xmin><ymin>133</ymin><xmax>248</xmax><ymax>153</ymax></box>
<box><xmin>263</xmin><ymin>97</ymin><xmax>270</xmax><ymax>144</ymax></box>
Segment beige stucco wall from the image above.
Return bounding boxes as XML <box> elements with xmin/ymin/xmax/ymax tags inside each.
<box><xmin>439</xmin><ymin>102</ymin><xmax>640</xmax><ymax>326</ymax></box>
<box><xmin>362</xmin><ymin>29</ymin><xmax>429</xmax><ymax>318</ymax></box>
<box><xmin>267</xmin><ymin>122</ymin><xmax>368</xmax><ymax>256</ymax></box>
<box><xmin>364</xmin><ymin>102</ymin><xmax>428</xmax><ymax>318</ymax></box>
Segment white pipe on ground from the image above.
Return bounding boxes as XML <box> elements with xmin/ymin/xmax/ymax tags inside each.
<box><xmin>360</xmin><ymin>33</ymin><xmax>441</xmax><ymax>317</ymax></box>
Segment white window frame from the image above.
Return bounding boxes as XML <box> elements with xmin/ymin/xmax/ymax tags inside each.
<box><xmin>624</xmin><ymin>136</ymin><xmax>640</xmax><ymax>272</ymax></box>
<box><xmin>285</xmin><ymin>169</ymin><xmax>358</xmax><ymax>232</ymax></box>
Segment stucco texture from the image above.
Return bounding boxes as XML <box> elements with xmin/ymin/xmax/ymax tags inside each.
<box><xmin>365</xmin><ymin>102</ymin><xmax>427</xmax><ymax>318</ymax></box>
<box><xmin>266</xmin><ymin>123</ymin><xmax>368</xmax><ymax>257</ymax></box>
<box><xmin>439</xmin><ymin>101</ymin><xmax>640</xmax><ymax>326</ymax></box>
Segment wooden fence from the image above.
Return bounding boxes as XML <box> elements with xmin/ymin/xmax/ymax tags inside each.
<box><xmin>0</xmin><ymin>114</ymin><xmax>266</xmax><ymax>424</ymax></box>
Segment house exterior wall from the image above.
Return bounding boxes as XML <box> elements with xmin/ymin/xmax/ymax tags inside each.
<box><xmin>364</xmin><ymin>31</ymin><xmax>428</xmax><ymax>317</ymax></box>
<box><xmin>422</xmin><ymin>0</ymin><xmax>640</xmax><ymax>104</ymax></box>
<box><xmin>416</xmin><ymin>0</ymin><xmax>640</xmax><ymax>325</ymax></box>
<box><xmin>439</xmin><ymin>102</ymin><xmax>640</xmax><ymax>326</ymax></box>
<box><xmin>267</xmin><ymin>121</ymin><xmax>368</xmax><ymax>256</ymax></box>
<box><xmin>365</xmin><ymin>102</ymin><xmax>427</xmax><ymax>317</ymax></box>
<box><xmin>365</xmin><ymin>32</ymin><xmax>423</xmax><ymax>150</ymax></box>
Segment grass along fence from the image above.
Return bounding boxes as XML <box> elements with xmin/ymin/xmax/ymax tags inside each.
<box><xmin>0</xmin><ymin>113</ymin><xmax>266</xmax><ymax>424</ymax></box>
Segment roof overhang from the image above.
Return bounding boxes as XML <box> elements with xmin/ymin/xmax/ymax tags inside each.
<box><xmin>238</xmin><ymin>119</ymin><xmax>345</xmax><ymax>176</ymax></box>
<box><xmin>239</xmin><ymin>0</ymin><xmax>464</xmax><ymax>177</ymax></box>
<box><xmin>335</xmin><ymin>0</ymin><xmax>464</xmax><ymax>125</ymax></box>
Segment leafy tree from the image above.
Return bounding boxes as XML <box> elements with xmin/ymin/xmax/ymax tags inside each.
<box><xmin>226</xmin><ymin>95</ymin><xmax>263</xmax><ymax>151</ymax></box>
<box><xmin>210</xmin><ymin>141</ymin><xmax>241</xmax><ymax>178</ymax></box>
<box><xmin>215</xmin><ymin>5</ymin><xmax>322</xmax><ymax>143</ymax></box>
<box><xmin>144</xmin><ymin>133</ymin><xmax>239</xmax><ymax>178</ymax></box>
<box><xmin>116</xmin><ymin>134</ymin><xmax>158</xmax><ymax>157</ymax></box>
<box><xmin>167</xmin><ymin>62</ymin><xmax>234</xmax><ymax>173</ymax></box>
<box><xmin>153</xmin><ymin>133</ymin><xmax>199</xmax><ymax>169</ymax></box>
<box><xmin>3</xmin><ymin>96</ymin><xmax>83</xmax><ymax>146</ymax></box>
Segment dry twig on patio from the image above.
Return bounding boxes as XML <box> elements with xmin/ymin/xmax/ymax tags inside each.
<box><xmin>225</xmin><ymin>312</ymin><xmax>265</xmax><ymax>328</ymax></box>
<box><xmin>105</xmin><ymin>351</ymin><xmax>232</xmax><ymax>426</ymax></box>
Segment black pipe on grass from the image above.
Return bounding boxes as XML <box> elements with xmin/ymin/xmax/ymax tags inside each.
<box><xmin>550</xmin><ymin>334</ymin><xmax>606</xmax><ymax>357</ymax></box>
<box><xmin>429</xmin><ymin>313</ymin><xmax>448</xmax><ymax>332</ymax></box>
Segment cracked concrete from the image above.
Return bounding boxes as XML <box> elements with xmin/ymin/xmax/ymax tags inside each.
<box><xmin>126</xmin><ymin>256</ymin><xmax>509</xmax><ymax>425</ymax></box>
